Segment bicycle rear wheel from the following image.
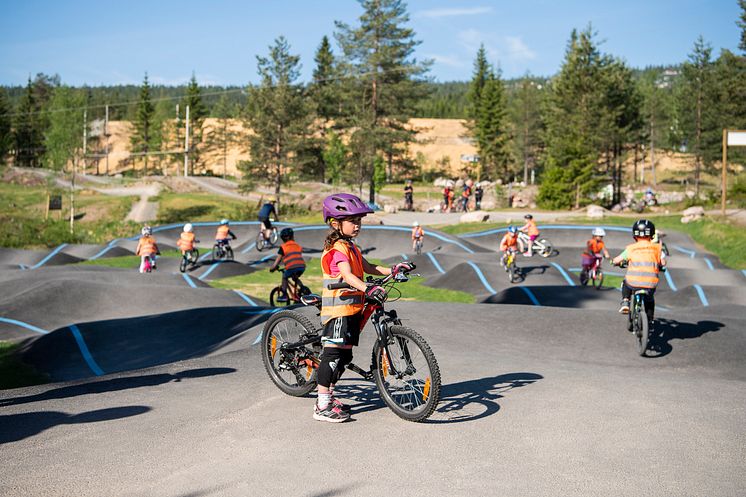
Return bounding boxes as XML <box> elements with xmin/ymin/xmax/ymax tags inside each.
<box><xmin>637</xmin><ymin>307</ymin><xmax>649</xmax><ymax>356</ymax></box>
<box><xmin>372</xmin><ymin>325</ymin><xmax>441</xmax><ymax>422</ymax></box>
<box><xmin>592</xmin><ymin>269</ymin><xmax>604</xmax><ymax>289</ymax></box>
<box><xmin>508</xmin><ymin>263</ymin><xmax>516</xmax><ymax>283</ymax></box>
<box><xmin>226</xmin><ymin>246</ymin><xmax>234</xmax><ymax>261</ymax></box>
<box><xmin>179</xmin><ymin>256</ymin><xmax>188</xmax><ymax>273</ymax></box>
<box><xmin>538</xmin><ymin>239</ymin><xmax>553</xmax><ymax>257</ymax></box>
<box><xmin>255</xmin><ymin>232</ymin><xmax>265</xmax><ymax>252</ymax></box>
<box><xmin>579</xmin><ymin>269</ymin><xmax>589</xmax><ymax>286</ymax></box>
<box><xmin>261</xmin><ymin>310</ymin><xmax>321</xmax><ymax>396</ymax></box>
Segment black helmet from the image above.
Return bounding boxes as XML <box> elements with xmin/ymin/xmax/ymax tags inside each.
<box><xmin>280</xmin><ymin>227</ymin><xmax>294</xmax><ymax>241</ymax></box>
<box><xmin>632</xmin><ymin>219</ymin><xmax>655</xmax><ymax>238</ymax></box>
<box><xmin>524</xmin><ymin>214</ymin><xmax>533</xmax><ymax>220</ymax></box>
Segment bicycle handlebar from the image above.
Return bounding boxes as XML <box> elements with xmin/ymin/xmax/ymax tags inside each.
<box><xmin>326</xmin><ymin>264</ymin><xmax>417</xmax><ymax>290</ymax></box>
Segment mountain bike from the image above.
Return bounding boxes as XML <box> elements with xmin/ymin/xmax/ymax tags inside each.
<box><xmin>212</xmin><ymin>241</ymin><xmax>234</xmax><ymax>262</ymax></box>
<box><xmin>518</xmin><ymin>231</ymin><xmax>553</xmax><ymax>258</ymax></box>
<box><xmin>414</xmin><ymin>237</ymin><xmax>423</xmax><ymax>256</ymax></box>
<box><xmin>179</xmin><ymin>248</ymin><xmax>199</xmax><ymax>273</ymax></box>
<box><xmin>260</xmin><ymin>264</ymin><xmax>442</xmax><ymax>422</ymax></box>
<box><xmin>269</xmin><ymin>268</ymin><xmax>311</xmax><ymax>307</ymax></box>
<box><xmin>503</xmin><ymin>249</ymin><xmax>520</xmax><ymax>283</ymax></box>
<box><xmin>256</xmin><ymin>226</ymin><xmax>279</xmax><ymax>252</ymax></box>
<box><xmin>579</xmin><ymin>255</ymin><xmax>604</xmax><ymax>289</ymax></box>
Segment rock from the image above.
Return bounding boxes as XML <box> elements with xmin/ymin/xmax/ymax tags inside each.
<box><xmin>682</xmin><ymin>206</ymin><xmax>705</xmax><ymax>217</ymax></box>
<box><xmin>611</xmin><ymin>204</ymin><xmax>623</xmax><ymax>213</ymax></box>
<box><xmin>362</xmin><ymin>214</ymin><xmax>385</xmax><ymax>225</ymax></box>
<box><xmin>383</xmin><ymin>204</ymin><xmax>398</xmax><ymax>214</ymax></box>
<box><xmin>587</xmin><ymin>204</ymin><xmax>606</xmax><ymax>219</ymax></box>
<box><xmin>460</xmin><ymin>211</ymin><xmax>490</xmax><ymax>223</ymax></box>
<box><xmin>433</xmin><ymin>177</ymin><xmax>448</xmax><ymax>187</ymax></box>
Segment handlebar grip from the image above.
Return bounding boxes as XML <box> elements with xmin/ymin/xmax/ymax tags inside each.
<box><xmin>327</xmin><ymin>282</ymin><xmax>352</xmax><ymax>290</ymax></box>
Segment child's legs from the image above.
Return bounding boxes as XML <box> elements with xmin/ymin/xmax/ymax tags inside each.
<box><xmin>139</xmin><ymin>255</ymin><xmax>148</xmax><ymax>273</ymax></box>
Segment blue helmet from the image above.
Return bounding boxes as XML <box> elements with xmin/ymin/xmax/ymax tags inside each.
<box><xmin>508</xmin><ymin>225</ymin><xmax>517</xmax><ymax>234</ymax></box>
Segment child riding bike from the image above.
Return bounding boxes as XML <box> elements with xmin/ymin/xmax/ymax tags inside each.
<box><xmin>411</xmin><ymin>221</ymin><xmax>424</xmax><ymax>252</ymax></box>
<box><xmin>582</xmin><ymin>227</ymin><xmax>611</xmax><ymax>271</ymax></box>
<box><xmin>612</xmin><ymin>219</ymin><xmax>667</xmax><ymax>321</ymax></box>
<box><xmin>519</xmin><ymin>214</ymin><xmax>540</xmax><ymax>257</ymax></box>
<box><xmin>499</xmin><ymin>225</ymin><xmax>519</xmax><ymax>268</ymax></box>
<box><xmin>258</xmin><ymin>196</ymin><xmax>279</xmax><ymax>241</ymax></box>
<box><xmin>215</xmin><ymin>219</ymin><xmax>237</xmax><ymax>250</ymax></box>
<box><xmin>316</xmin><ymin>193</ymin><xmax>414</xmax><ymax>422</ymax></box>
<box><xmin>177</xmin><ymin>223</ymin><xmax>199</xmax><ymax>257</ymax></box>
<box><xmin>136</xmin><ymin>226</ymin><xmax>159</xmax><ymax>273</ymax></box>
<box><xmin>268</xmin><ymin>227</ymin><xmax>306</xmax><ymax>303</ymax></box>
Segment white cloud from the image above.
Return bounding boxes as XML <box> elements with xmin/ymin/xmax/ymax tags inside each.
<box><xmin>458</xmin><ymin>30</ymin><xmax>537</xmax><ymax>65</ymax></box>
<box><xmin>428</xmin><ymin>54</ymin><xmax>467</xmax><ymax>68</ymax></box>
<box><xmin>505</xmin><ymin>36</ymin><xmax>537</xmax><ymax>61</ymax></box>
<box><xmin>418</xmin><ymin>7</ymin><xmax>492</xmax><ymax>18</ymax></box>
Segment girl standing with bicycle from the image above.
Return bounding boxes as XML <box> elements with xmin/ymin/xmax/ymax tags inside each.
<box><xmin>316</xmin><ymin>193</ymin><xmax>413</xmax><ymax>422</ymax></box>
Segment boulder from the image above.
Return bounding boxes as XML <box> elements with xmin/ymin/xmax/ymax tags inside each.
<box><xmin>681</xmin><ymin>205</ymin><xmax>705</xmax><ymax>224</ymax></box>
<box><xmin>587</xmin><ymin>204</ymin><xmax>606</xmax><ymax>219</ymax></box>
<box><xmin>362</xmin><ymin>214</ymin><xmax>385</xmax><ymax>225</ymax></box>
<box><xmin>460</xmin><ymin>211</ymin><xmax>490</xmax><ymax>223</ymax></box>
<box><xmin>383</xmin><ymin>204</ymin><xmax>398</xmax><ymax>214</ymax></box>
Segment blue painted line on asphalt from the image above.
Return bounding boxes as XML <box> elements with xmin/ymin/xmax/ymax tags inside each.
<box><xmin>243</xmin><ymin>309</ymin><xmax>283</xmax><ymax>315</ymax></box>
<box><xmin>249</xmin><ymin>255</ymin><xmax>275</xmax><ymax>266</ymax></box>
<box><xmin>198</xmin><ymin>261</ymin><xmax>222</xmax><ymax>280</ymax></box>
<box><xmin>234</xmin><ymin>290</ymin><xmax>257</xmax><ymax>306</ymax></box>
<box><xmin>181</xmin><ymin>273</ymin><xmax>197</xmax><ymax>288</ymax></box>
<box><xmin>466</xmin><ymin>261</ymin><xmax>497</xmax><ymax>294</ymax></box>
<box><xmin>90</xmin><ymin>239</ymin><xmax>122</xmax><ymax>260</ymax></box>
<box><xmin>426</xmin><ymin>252</ymin><xmax>445</xmax><ymax>274</ymax></box>
<box><xmin>401</xmin><ymin>253</ymin><xmax>409</xmax><ymax>260</ymax></box>
<box><xmin>199</xmin><ymin>250</ymin><xmax>213</xmax><ymax>261</ymax></box>
<box><xmin>462</xmin><ymin>224</ymin><xmax>632</xmax><ymax>238</ymax></box>
<box><xmin>252</xmin><ymin>331</ymin><xmax>263</xmax><ymax>345</ymax></box>
<box><xmin>69</xmin><ymin>325</ymin><xmax>105</xmax><ymax>376</ymax></box>
<box><xmin>519</xmin><ymin>287</ymin><xmax>541</xmax><ymax>306</ymax></box>
<box><xmin>550</xmin><ymin>262</ymin><xmax>575</xmax><ymax>286</ymax></box>
<box><xmin>241</xmin><ymin>242</ymin><xmax>257</xmax><ymax>254</ymax></box>
<box><xmin>693</xmin><ymin>284</ymin><xmax>709</xmax><ymax>307</ymax></box>
<box><xmin>672</xmin><ymin>245</ymin><xmax>696</xmax><ymax>258</ymax></box>
<box><xmin>663</xmin><ymin>269</ymin><xmax>677</xmax><ymax>292</ymax></box>
<box><xmin>0</xmin><ymin>317</ymin><xmax>49</xmax><ymax>334</ymax></box>
<box><xmin>18</xmin><ymin>264</ymin><xmax>27</xmax><ymax>270</ymax></box>
<box><xmin>30</xmin><ymin>244</ymin><xmax>68</xmax><ymax>269</ymax></box>
<box><xmin>704</xmin><ymin>258</ymin><xmax>714</xmax><ymax>271</ymax></box>
<box><xmin>292</xmin><ymin>225</ymin><xmax>475</xmax><ymax>253</ymax></box>
<box><xmin>742</xmin><ymin>269</ymin><xmax>746</xmax><ymax>279</ymax></box>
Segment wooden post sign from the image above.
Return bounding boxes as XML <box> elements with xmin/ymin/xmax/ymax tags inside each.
<box><xmin>722</xmin><ymin>130</ymin><xmax>746</xmax><ymax>216</ymax></box>
<box><xmin>46</xmin><ymin>194</ymin><xmax>63</xmax><ymax>220</ymax></box>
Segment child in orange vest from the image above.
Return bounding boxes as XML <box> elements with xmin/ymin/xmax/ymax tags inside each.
<box><xmin>177</xmin><ymin>223</ymin><xmax>199</xmax><ymax>254</ymax></box>
<box><xmin>215</xmin><ymin>219</ymin><xmax>237</xmax><ymax>249</ymax></box>
<box><xmin>411</xmin><ymin>221</ymin><xmax>424</xmax><ymax>251</ymax></box>
<box><xmin>317</xmin><ymin>193</ymin><xmax>413</xmax><ymax>422</ymax></box>
<box><xmin>582</xmin><ymin>227</ymin><xmax>610</xmax><ymax>272</ymax></box>
<box><xmin>268</xmin><ymin>227</ymin><xmax>306</xmax><ymax>302</ymax></box>
<box><xmin>135</xmin><ymin>226</ymin><xmax>159</xmax><ymax>273</ymax></box>
<box><xmin>612</xmin><ymin>219</ymin><xmax>666</xmax><ymax>319</ymax></box>
<box><xmin>499</xmin><ymin>226</ymin><xmax>519</xmax><ymax>268</ymax></box>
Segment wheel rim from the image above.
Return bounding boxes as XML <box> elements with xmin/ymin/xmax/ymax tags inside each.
<box><xmin>377</xmin><ymin>336</ymin><xmax>435</xmax><ymax>415</ymax></box>
<box><xmin>266</xmin><ymin>319</ymin><xmax>318</xmax><ymax>388</ymax></box>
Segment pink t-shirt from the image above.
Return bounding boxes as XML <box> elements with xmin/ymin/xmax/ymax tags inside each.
<box><xmin>327</xmin><ymin>250</ymin><xmax>350</xmax><ymax>277</ymax></box>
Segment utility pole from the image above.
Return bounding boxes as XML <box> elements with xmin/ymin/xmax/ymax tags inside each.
<box><xmin>184</xmin><ymin>104</ymin><xmax>190</xmax><ymax>177</ymax></box>
<box><xmin>105</xmin><ymin>105</ymin><xmax>109</xmax><ymax>175</ymax></box>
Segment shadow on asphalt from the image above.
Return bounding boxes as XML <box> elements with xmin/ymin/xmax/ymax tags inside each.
<box><xmin>335</xmin><ymin>372</ymin><xmax>542</xmax><ymax>424</ymax></box>
<box><xmin>646</xmin><ymin>319</ymin><xmax>724</xmax><ymax>358</ymax></box>
<box><xmin>0</xmin><ymin>368</ymin><xmax>236</xmax><ymax>407</ymax></box>
<box><xmin>0</xmin><ymin>405</ymin><xmax>151</xmax><ymax>443</ymax></box>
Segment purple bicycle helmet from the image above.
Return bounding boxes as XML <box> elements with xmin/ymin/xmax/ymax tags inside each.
<box><xmin>322</xmin><ymin>193</ymin><xmax>373</xmax><ymax>222</ymax></box>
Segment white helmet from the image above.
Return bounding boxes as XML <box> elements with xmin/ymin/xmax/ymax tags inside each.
<box><xmin>141</xmin><ymin>226</ymin><xmax>152</xmax><ymax>236</ymax></box>
<box><xmin>592</xmin><ymin>227</ymin><xmax>606</xmax><ymax>237</ymax></box>
<box><xmin>220</xmin><ymin>219</ymin><xmax>229</xmax><ymax>225</ymax></box>
<box><xmin>413</xmin><ymin>221</ymin><xmax>420</xmax><ymax>227</ymax></box>
<box><xmin>184</xmin><ymin>223</ymin><xmax>193</xmax><ymax>233</ymax></box>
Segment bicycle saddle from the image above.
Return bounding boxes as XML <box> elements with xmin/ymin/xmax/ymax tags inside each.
<box><xmin>300</xmin><ymin>294</ymin><xmax>322</xmax><ymax>308</ymax></box>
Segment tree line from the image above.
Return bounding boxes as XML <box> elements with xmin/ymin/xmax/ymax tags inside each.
<box><xmin>1</xmin><ymin>0</ymin><xmax>745</xmax><ymax>209</ymax></box>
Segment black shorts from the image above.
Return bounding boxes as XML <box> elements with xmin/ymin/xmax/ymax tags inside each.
<box><xmin>322</xmin><ymin>313</ymin><xmax>363</xmax><ymax>347</ymax></box>
<box><xmin>260</xmin><ymin>218</ymin><xmax>273</xmax><ymax>230</ymax></box>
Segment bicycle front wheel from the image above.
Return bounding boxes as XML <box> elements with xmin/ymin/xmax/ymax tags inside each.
<box><xmin>637</xmin><ymin>307</ymin><xmax>649</xmax><ymax>356</ymax></box>
<box><xmin>269</xmin><ymin>228</ymin><xmax>279</xmax><ymax>245</ymax></box>
<box><xmin>179</xmin><ymin>256</ymin><xmax>188</xmax><ymax>273</ymax></box>
<box><xmin>538</xmin><ymin>239</ymin><xmax>553</xmax><ymax>257</ymax></box>
<box><xmin>261</xmin><ymin>310</ymin><xmax>321</xmax><ymax>396</ymax></box>
<box><xmin>269</xmin><ymin>286</ymin><xmax>290</xmax><ymax>307</ymax></box>
<box><xmin>372</xmin><ymin>325</ymin><xmax>441</xmax><ymax>422</ymax></box>
<box><xmin>592</xmin><ymin>269</ymin><xmax>604</xmax><ymax>289</ymax></box>
<box><xmin>255</xmin><ymin>232</ymin><xmax>265</xmax><ymax>252</ymax></box>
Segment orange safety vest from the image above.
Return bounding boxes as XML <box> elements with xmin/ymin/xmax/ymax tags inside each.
<box><xmin>624</xmin><ymin>240</ymin><xmax>662</xmax><ymax>289</ymax></box>
<box><xmin>500</xmin><ymin>233</ymin><xmax>518</xmax><ymax>251</ymax></box>
<box><xmin>412</xmin><ymin>227</ymin><xmax>424</xmax><ymax>240</ymax></box>
<box><xmin>216</xmin><ymin>225</ymin><xmax>230</xmax><ymax>240</ymax></box>
<box><xmin>525</xmin><ymin>220</ymin><xmax>539</xmax><ymax>236</ymax></box>
<box><xmin>136</xmin><ymin>236</ymin><xmax>157</xmax><ymax>256</ymax></box>
<box><xmin>281</xmin><ymin>240</ymin><xmax>306</xmax><ymax>270</ymax></box>
<box><xmin>177</xmin><ymin>232</ymin><xmax>195</xmax><ymax>252</ymax></box>
<box><xmin>586</xmin><ymin>238</ymin><xmax>605</xmax><ymax>255</ymax></box>
<box><xmin>320</xmin><ymin>240</ymin><xmax>365</xmax><ymax>323</ymax></box>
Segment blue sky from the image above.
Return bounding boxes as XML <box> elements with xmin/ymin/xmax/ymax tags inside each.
<box><xmin>0</xmin><ymin>0</ymin><xmax>741</xmax><ymax>86</ymax></box>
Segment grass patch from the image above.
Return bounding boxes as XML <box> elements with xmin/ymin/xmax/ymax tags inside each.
<box><xmin>0</xmin><ymin>341</ymin><xmax>49</xmax><ymax>390</ymax></box>
<box><xmin>567</xmin><ymin>270</ymin><xmax>624</xmax><ymax>289</ymax></box>
<box><xmin>156</xmin><ymin>192</ymin><xmax>256</xmax><ymax>224</ymax></box>
<box><xmin>77</xmin><ymin>249</ymin><xmax>182</xmax><ymax>268</ymax></box>
<box><xmin>210</xmin><ymin>257</ymin><xmax>475</xmax><ymax>304</ymax></box>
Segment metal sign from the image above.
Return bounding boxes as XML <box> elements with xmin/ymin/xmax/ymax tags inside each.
<box><xmin>48</xmin><ymin>195</ymin><xmax>62</xmax><ymax>210</ymax></box>
<box><xmin>727</xmin><ymin>131</ymin><xmax>746</xmax><ymax>146</ymax></box>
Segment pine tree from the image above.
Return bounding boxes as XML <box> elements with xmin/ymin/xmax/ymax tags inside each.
<box><xmin>13</xmin><ymin>78</ymin><xmax>44</xmax><ymax>168</ymax></box>
<box><xmin>508</xmin><ymin>76</ymin><xmax>544</xmax><ymax>184</ymax></box>
<box><xmin>182</xmin><ymin>73</ymin><xmax>208</xmax><ymax>174</ymax></box>
<box><xmin>321</xmin><ymin>131</ymin><xmax>347</xmax><ymax>185</ymax></box>
<box><xmin>467</xmin><ymin>45</ymin><xmax>490</xmax><ymax>120</ymax></box>
<box><xmin>476</xmin><ymin>72</ymin><xmax>512</xmax><ymax>181</ymax></box>
<box><xmin>130</xmin><ymin>73</ymin><xmax>155</xmax><ymax>174</ymax></box>
<box><xmin>306</xmin><ymin>35</ymin><xmax>338</xmax><ymax>182</ymax></box>
<box><xmin>334</xmin><ymin>0</ymin><xmax>431</xmax><ymax>201</ymax></box>
<box><xmin>240</xmin><ymin>36</ymin><xmax>313</xmax><ymax>197</ymax></box>
<box><xmin>738</xmin><ymin>0</ymin><xmax>746</xmax><ymax>53</ymax></box>
<box><xmin>0</xmin><ymin>87</ymin><xmax>12</xmax><ymax>164</ymax></box>
<box><xmin>204</xmin><ymin>94</ymin><xmax>243</xmax><ymax>179</ymax></box>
